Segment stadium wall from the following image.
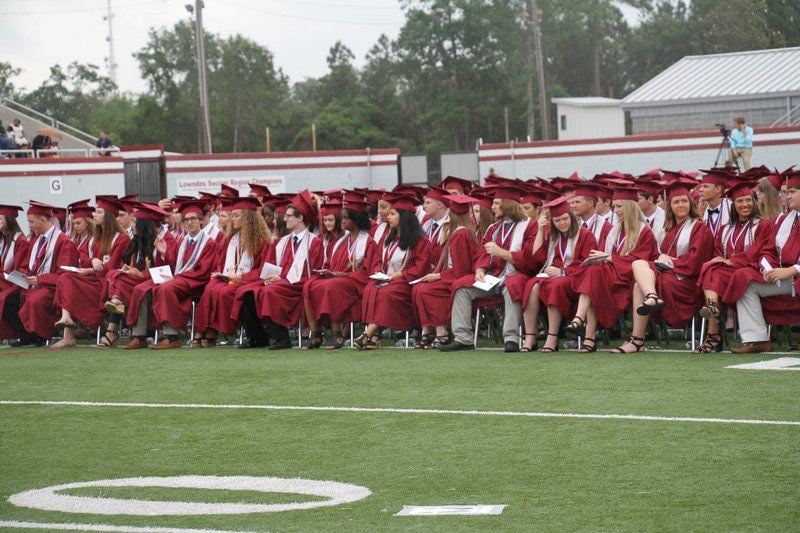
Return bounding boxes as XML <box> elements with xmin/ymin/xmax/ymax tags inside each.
<box><xmin>478</xmin><ymin>126</ymin><xmax>800</xmax><ymax>180</ymax></box>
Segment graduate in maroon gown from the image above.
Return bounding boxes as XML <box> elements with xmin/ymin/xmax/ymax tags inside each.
<box><xmin>124</xmin><ymin>200</ymin><xmax>219</xmax><ymax>349</ymax></box>
<box><xmin>192</xmin><ymin>197</ymin><xmax>271</xmax><ymax>346</ymax></box>
<box><xmin>570</xmin><ymin>182</ymin><xmax>611</xmax><ymax>250</ymax></box>
<box><xmin>613</xmin><ymin>182</ymin><xmax>714</xmax><ymax>353</ymax></box>
<box><xmin>11</xmin><ymin>201</ymin><xmax>78</xmax><ymax>345</ymax></box>
<box><xmin>51</xmin><ymin>197</ymin><xmax>128</xmax><ymax>348</ymax></box>
<box><xmin>318</xmin><ymin>199</ymin><xmax>345</xmax><ymax>270</ymax></box>
<box><xmin>0</xmin><ymin>205</ymin><xmax>30</xmax><ymax>341</ymax></box>
<box><xmin>411</xmin><ymin>194</ymin><xmax>479</xmax><ymax>349</ymax></box>
<box><xmin>420</xmin><ymin>186</ymin><xmax>450</xmax><ymax>271</ymax></box>
<box><xmin>694</xmin><ymin>182</ymin><xmax>774</xmax><ymax>353</ymax></box>
<box><xmin>67</xmin><ymin>200</ymin><xmax>94</xmax><ymax>267</ymax></box>
<box><xmin>357</xmin><ymin>194</ymin><xmax>431</xmax><ymax>349</ymax></box>
<box><xmin>513</xmin><ymin>197</ymin><xmax>597</xmax><ymax>353</ymax></box>
<box><xmin>234</xmin><ymin>190</ymin><xmax>324</xmax><ymax>350</ymax></box>
<box><xmin>303</xmin><ymin>198</ymin><xmax>377</xmax><ymax>349</ymax></box>
<box><xmin>567</xmin><ymin>187</ymin><xmax>659</xmax><ymax>349</ymax></box>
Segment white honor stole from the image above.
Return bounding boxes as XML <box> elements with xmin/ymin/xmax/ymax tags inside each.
<box><xmin>223</xmin><ymin>233</ymin><xmax>254</xmax><ymax>275</ymax></box>
<box><xmin>502</xmin><ymin>218</ymin><xmax>530</xmax><ymax>277</ymax></box>
<box><xmin>29</xmin><ymin>227</ymin><xmax>62</xmax><ymax>274</ymax></box>
<box><xmin>276</xmin><ymin>231</ymin><xmax>316</xmax><ymax>284</ymax></box>
<box><xmin>2</xmin><ymin>232</ymin><xmax>21</xmax><ymax>271</ymax></box>
<box><xmin>384</xmin><ymin>242</ymin><xmax>409</xmax><ymax>275</ymax></box>
<box><xmin>672</xmin><ymin>218</ymin><xmax>698</xmax><ymax>280</ymax></box>
<box><xmin>175</xmin><ymin>232</ymin><xmax>210</xmax><ymax>275</ymax></box>
<box><xmin>349</xmin><ymin>231</ymin><xmax>370</xmax><ymax>270</ymax></box>
<box><xmin>721</xmin><ymin>219</ymin><xmax>759</xmax><ymax>258</ymax></box>
<box><xmin>373</xmin><ymin>222</ymin><xmax>388</xmax><ymax>244</ymax></box>
<box><xmin>445</xmin><ymin>226</ymin><xmax>467</xmax><ymax>268</ymax></box>
<box><xmin>605</xmin><ymin>222</ymin><xmax>647</xmax><ymax>255</ymax></box>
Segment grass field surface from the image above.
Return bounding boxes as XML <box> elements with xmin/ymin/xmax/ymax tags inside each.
<box><xmin>1</xmin><ymin>345</ymin><xmax>798</xmax><ymax>531</ymax></box>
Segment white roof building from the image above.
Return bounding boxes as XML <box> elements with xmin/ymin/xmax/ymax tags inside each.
<box><xmin>622</xmin><ymin>46</ymin><xmax>800</xmax><ymax>134</ymax></box>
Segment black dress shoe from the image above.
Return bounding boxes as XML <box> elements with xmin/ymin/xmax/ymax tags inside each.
<box><xmin>10</xmin><ymin>335</ymin><xmax>46</xmax><ymax>348</ymax></box>
<box><xmin>238</xmin><ymin>338</ymin><xmax>269</xmax><ymax>349</ymax></box>
<box><xmin>504</xmin><ymin>341</ymin><xmax>519</xmax><ymax>353</ymax></box>
<box><xmin>438</xmin><ymin>341</ymin><xmax>474</xmax><ymax>352</ymax></box>
<box><xmin>269</xmin><ymin>338</ymin><xmax>293</xmax><ymax>350</ymax></box>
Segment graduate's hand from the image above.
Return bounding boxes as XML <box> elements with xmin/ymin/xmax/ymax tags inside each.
<box><xmin>91</xmin><ymin>258</ymin><xmax>104</xmax><ymax>271</ymax></box>
<box><xmin>544</xmin><ymin>266</ymin><xmax>561</xmax><ymax>277</ymax></box>
<box><xmin>588</xmin><ymin>250</ymin><xmax>605</xmax><ymax>257</ymax></box>
<box><xmin>25</xmin><ymin>275</ymin><xmax>38</xmax><ymax>286</ymax></box>
<box><xmin>537</xmin><ymin>211</ymin><xmax>549</xmax><ymax>230</ymax></box>
<box><xmin>79</xmin><ymin>267</ymin><xmax>94</xmax><ymax>276</ymax></box>
<box><xmin>475</xmin><ymin>269</ymin><xmax>486</xmax><ymax>282</ymax></box>
<box><xmin>155</xmin><ymin>237</ymin><xmax>168</xmax><ymax>256</ymax></box>
<box><xmin>764</xmin><ymin>267</ymin><xmax>795</xmax><ymax>283</ymax></box>
<box><xmin>229</xmin><ymin>274</ymin><xmax>243</xmax><ymax>283</ymax></box>
<box><xmin>484</xmin><ymin>242</ymin><xmax>502</xmax><ymax>256</ymax></box>
<box><xmin>388</xmin><ymin>272</ymin><xmax>404</xmax><ymax>281</ymax></box>
<box><xmin>331</xmin><ymin>271</ymin><xmax>348</xmax><ymax>278</ymax></box>
<box><xmin>420</xmin><ymin>273</ymin><xmax>441</xmax><ymax>282</ymax></box>
<box><xmin>263</xmin><ymin>274</ymin><xmax>281</xmax><ymax>285</ymax></box>
<box><xmin>126</xmin><ymin>266</ymin><xmax>143</xmax><ymax>278</ymax></box>
<box><xmin>657</xmin><ymin>254</ymin><xmax>674</xmax><ymax>266</ymax></box>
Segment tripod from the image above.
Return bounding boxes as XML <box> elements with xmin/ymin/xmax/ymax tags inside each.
<box><xmin>713</xmin><ymin>134</ymin><xmax>741</xmax><ymax>172</ymax></box>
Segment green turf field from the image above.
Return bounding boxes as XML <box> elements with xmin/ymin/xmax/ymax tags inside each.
<box><xmin>1</xmin><ymin>345</ymin><xmax>798</xmax><ymax>531</ymax></box>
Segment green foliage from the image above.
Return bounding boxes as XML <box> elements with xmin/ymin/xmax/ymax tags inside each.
<box><xmin>5</xmin><ymin>1</ymin><xmax>800</xmax><ymax>153</ymax></box>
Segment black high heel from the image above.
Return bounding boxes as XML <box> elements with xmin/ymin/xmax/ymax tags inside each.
<box><xmin>540</xmin><ymin>333</ymin><xmax>559</xmax><ymax>353</ymax></box>
<box><xmin>692</xmin><ymin>333</ymin><xmax>723</xmax><ymax>354</ymax></box>
<box><xmin>303</xmin><ymin>330</ymin><xmax>324</xmax><ymax>350</ymax></box>
<box><xmin>519</xmin><ymin>333</ymin><xmax>538</xmax><ymax>352</ymax></box>
<box><xmin>578</xmin><ymin>337</ymin><xmax>597</xmax><ymax>353</ymax></box>
<box><xmin>564</xmin><ymin>316</ymin><xmax>586</xmax><ymax>338</ymax></box>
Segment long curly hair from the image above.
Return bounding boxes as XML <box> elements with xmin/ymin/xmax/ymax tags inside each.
<box><xmin>239</xmin><ymin>209</ymin><xmax>272</xmax><ymax>258</ymax></box>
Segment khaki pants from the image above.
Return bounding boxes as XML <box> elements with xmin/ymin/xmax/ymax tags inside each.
<box><xmin>735</xmin><ymin>279</ymin><xmax>793</xmax><ymax>343</ymax></box>
<box><xmin>450</xmin><ymin>285</ymin><xmax>521</xmax><ymax>345</ymax></box>
<box><xmin>728</xmin><ymin>147</ymin><xmax>752</xmax><ymax>170</ymax></box>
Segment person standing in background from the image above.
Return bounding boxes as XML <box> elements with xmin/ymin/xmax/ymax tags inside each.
<box><xmin>729</xmin><ymin>116</ymin><xmax>753</xmax><ymax>171</ymax></box>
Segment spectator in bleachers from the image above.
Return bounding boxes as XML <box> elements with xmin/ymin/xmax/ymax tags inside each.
<box><xmin>0</xmin><ymin>129</ymin><xmax>15</xmax><ymax>155</ymax></box>
<box><xmin>96</xmin><ymin>130</ymin><xmax>113</xmax><ymax>156</ymax></box>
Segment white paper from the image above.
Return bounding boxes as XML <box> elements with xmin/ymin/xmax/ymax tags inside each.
<box><xmin>59</xmin><ymin>265</ymin><xmax>81</xmax><ymax>273</ymax></box>
<box><xmin>369</xmin><ymin>272</ymin><xmax>391</xmax><ymax>281</ymax></box>
<box><xmin>148</xmin><ymin>265</ymin><xmax>173</xmax><ymax>285</ymax></box>
<box><xmin>408</xmin><ymin>277</ymin><xmax>425</xmax><ymax>285</ymax></box>
<box><xmin>535</xmin><ymin>272</ymin><xmax>550</xmax><ymax>278</ymax></box>
<box><xmin>259</xmin><ymin>262</ymin><xmax>282</xmax><ymax>280</ymax></box>
<box><xmin>4</xmin><ymin>270</ymin><xmax>30</xmax><ymax>289</ymax></box>
<box><xmin>473</xmin><ymin>274</ymin><xmax>503</xmax><ymax>292</ymax></box>
<box><xmin>580</xmin><ymin>254</ymin><xmax>610</xmax><ymax>267</ymax></box>
<box><xmin>760</xmin><ymin>257</ymin><xmax>780</xmax><ymax>286</ymax></box>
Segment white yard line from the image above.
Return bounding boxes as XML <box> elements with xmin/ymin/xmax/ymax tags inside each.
<box><xmin>0</xmin><ymin>521</ymin><xmax>251</xmax><ymax>533</ymax></box>
<box><xmin>1</xmin><ymin>400</ymin><xmax>798</xmax><ymax>427</ymax></box>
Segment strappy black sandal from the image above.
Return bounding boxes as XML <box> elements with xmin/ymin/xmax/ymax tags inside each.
<box><xmin>699</xmin><ymin>299</ymin><xmax>721</xmax><ymax>319</ymax></box>
<box><xmin>326</xmin><ymin>333</ymin><xmax>346</xmax><ymax>350</ymax></box>
<box><xmin>540</xmin><ymin>333</ymin><xmax>559</xmax><ymax>353</ymax></box>
<box><xmin>610</xmin><ymin>335</ymin><xmax>645</xmax><ymax>354</ymax></box>
<box><xmin>564</xmin><ymin>316</ymin><xmax>586</xmax><ymax>338</ymax></box>
<box><xmin>429</xmin><ymin>334</ymin><xmax>452</xmax><ymax>350</ymax></box>
<box><xmin>578</xmin><ymin>337</ymin><xmax>597</xmax><ymax>353</ymax></box>
<box><xmin>414</xmin><ymin>332</ymin><xmax>435</xmax><ymax>349</ymax></box>
<box><xmin>519</xmin><ymin>333</ymin><xmax>538</xmax><ymax>352</ymax></box>
<box><xmin>364</xmin><ymin>334</ymin><xmax>382</xmax><ymax>350</ymax></box>
<box><xmin>636</xmin><ymin>292</ymin><xmax>665</xmax><ymax>316</ymax></box>
<box><xmin>303</xmin><ymin>330</ymin><xmax>324</xmax><ymax>350</ymax></box>
<box><xmin>96</xmin><ymin>329</ymin><xmax>119</xmax><ymax>349</ymax></box>
<box><xmin>353</xmin><ymin>333</ymin><xmax>368</xmax><ymax>349</ymax></box>
<box><xmin>692</xmin><ymin>333</ymin><xmax>723</xmax><ymax>354</ymax></box>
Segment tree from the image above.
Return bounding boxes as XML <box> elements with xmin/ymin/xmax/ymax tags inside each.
<box><xmin>0</xmin><ymin>62</ymin><xmax>21</xmax><ymax>98</ymax></box>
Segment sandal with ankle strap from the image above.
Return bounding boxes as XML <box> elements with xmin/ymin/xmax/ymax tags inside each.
<box><xmin>303</xmin><ymin>330</ymin><xmax>324</xmax><ymax>350</ymax></box>
<box><xmin>429</xmin><ymin>334</ymin><xmax>452</xmax><ymax>350</ymax></box>
<box><xmin>540</xmin><ymin>333</ymin><xmax>559</xmax><ymax>353</ymax></box>
<box><xmin>692</xmin><ymin>333</ymin><xmax>723</xmax><ymax>354</ymax></box>
<box><xmin>414</xmin><ymin>332</ymin><xmax>435</xmax><ymax>349</ymax></box>
<box><xmin>636</xmin><ymin>292</ymin><xmax>665</xmax><ymax>316</ymax></box>
<box><xmin>578</xmin><ymin>337</ymin><xmax>597</xmax><ymax>353</ymax></box>
<box><xmin>699</xmin><ymin>299</ymin><xmax>721</xmax><ymax>319</ymax></box>
<box><xmin>96</xmin><ymin>329</ymin><xmax>119</xmax><ymax>349</ymax></box>
<box><xmin>364</xmin><ymin>334</ymin><xmax>382</xmax><ymax>350</ymax></box>
<box><xmin>519</xmin><ymin>333</ymin><xmax>538</xmax><ymax>353</ymax></box>
<box><xmin>353</xmin><ymin>333</ymin><xmax>368</xmax><ymax>350</ymax></box>
<box><xmin>564</xmin><ymin>316</ymin><xmax>586</xmax><ymax>338</ymax></box>
<box><xmin>326</xmin><ymin>333</ymin><xmax>346</xmax><ymax>350</ymax></box>
<box><xmin>610</xmin><ymin>336</ymin><xmax>645</xmax><ymax>354</ymax></box>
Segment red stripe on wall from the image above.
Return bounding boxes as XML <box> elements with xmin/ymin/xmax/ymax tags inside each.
<box><xmin>166</xmin><ymin>148</ymin><xmax>401</xmax><ymax>161</ymax></box>
<box><xmin>167</xmin><ymin>160</ymin><xmax>398</xmax><ymax>173</ymax></box>
<box><xmin>479</xmin><ymin>138</ymin><xmax>800</xmax><ymax>162</ymax></box>
<box><xmin>0</xmin><ymin>168</ymin><xmax>123</xmax><ymax>178</ymax></box>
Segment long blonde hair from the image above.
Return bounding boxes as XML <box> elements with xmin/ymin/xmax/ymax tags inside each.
<box><xmin>664</xmin><ymin>195</ymin><xmax>701</xmax><ymax>232</ymax></box>
<box><xmin>757</xmin><ymin>177</ymin><xmax>781</xmax><ymax>221</ymax></box>
<box><xmin>239</xmin><ymin>209</ymin><xmax>272</xmax><ymax>258</ymax></box>
<box><xmin>610</xmin><ymin>200</ymin><xmax>645</xmax><ymax>255</ymax></box>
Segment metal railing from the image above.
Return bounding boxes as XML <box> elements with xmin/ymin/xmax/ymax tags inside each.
<box><xmin>0</xmin><ymin>149</ymin><xmax>35</xmax><ymax>158</ymax></box>
<box><xmin>770</xmin><ymin>104</ymin><xmax>800</xmax><ymax>127</ymax></box>
<box><xmin>35</xmin><ymin>148</ymin><xmax>89</xmax><ymax>158</ymax></box>
<box><xmin>89</xmin><ymin>147</ymin><xmax>121</xmax><ymax>157</ymax></box>
<box><xmin>0</xmin><ymin>147</ymin><xmax>122</xmax><ymax>159</ymax></box>
<box><xmin>1</xmin><ymin>96</ymin><xmax>98</xmax><ymax>145</ymax></box>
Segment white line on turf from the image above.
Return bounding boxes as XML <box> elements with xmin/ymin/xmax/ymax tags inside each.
<box><xmin>1</xmin><ymin>400</ymin><xmax>798</xmax><ymax>426</ymax></box>
<box><xmin>0</xmin><ymin>521</ymin><xmax>250</xmax><ymax>533</ymax></box>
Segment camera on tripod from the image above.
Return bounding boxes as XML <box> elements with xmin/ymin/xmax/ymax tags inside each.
<box><xmin>715</xmin><ymin>123</ymin><xmax>731</xmax><ymax>138</ymax></box>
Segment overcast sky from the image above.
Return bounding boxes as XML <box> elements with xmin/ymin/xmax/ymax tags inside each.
<box><xmin>6</xmin><ymin>0</ymin><xmax>640</xmax><ymax>95</ymax></box>
<box><xmin>6</xmin><ymin>0</ymin><xmax>407</xmax><ymax>93</ymax></box>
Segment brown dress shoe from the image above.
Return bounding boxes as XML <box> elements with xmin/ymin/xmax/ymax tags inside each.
<box><xmin>151</xmin><ymin>338</ymin><xmax>182</xmax><ymax>350</ymax></box>
<box><xmin>123</xmin><ymin>337</ymin><xmax>148</xmax><ymax>350</ymax></box>
<box><xmin>731</xmin><ymin>340</ymin><xmax>773</xmax><ymax>354</ymax></box>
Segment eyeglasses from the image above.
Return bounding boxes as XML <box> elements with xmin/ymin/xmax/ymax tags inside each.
<box><xmin>184</xmin><ymin>217</ymin><xmax>200</xmax><ymax>222</ymax></box>
<box><xmin>284</xmin><ymin>213</ymin><xmax>297</xmax><ymax>218</ymax></box>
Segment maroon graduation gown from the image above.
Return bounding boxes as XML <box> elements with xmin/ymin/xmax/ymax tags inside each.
<box><xmin>126</xmin><ymin>232</ymin><xmax>219</xmax><ymax>330</ymax></box>
<box><xmin>758</xmin><ymin>212</ymin><xmax>800</xmax><ymax>325</ymax></box>
<box><xmin>19</xmin><ymin>231</ymin><xmax>78</xmax><ymax>339</ymax></box>
<box><xmin>648</xmin><ymin>219</ymin><xmax>714</xmax><ymax>328</ymax></box>
<box><xmin>0</xmin><ymin>234</ymin><xmax>30</xmax><ymax>339</ymax></box>
<box><xmin>53</xmin><ymin>233</ymin><xmax>128</xmax><ymax>328</ymax></box>
<box><xmin>193</xmin><ymin>237</ymin><xmax>268</xmax><ymax>335</ymax></box>
<box><xmin>304</xmin><ymin>233</ymin><xmax>378</xmax><ymax>325</ymax></box>
<box><xmin>571</xmin><ymin>226</ymin><xmax>659</xmax><ymax>329</ymax></box>
<box><xmin>362</xmin><ymin>236</ymin><xmax>431</xmax><ymax>330</ymax></box>
<box><xmin>412</xmin><ymin>228</ymin><xmax>478</xmax><ymax>328</ymax></box>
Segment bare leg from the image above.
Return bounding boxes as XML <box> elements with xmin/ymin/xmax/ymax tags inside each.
<box><xmin>303</xmin><ymin>294</ymin><xmax>319</xmax><ymax>332</ymax></box>
<box><xmin>613</xmin><ymin>283</ymin><xmax>648</xmax><ymax>353</ymax></box>
<box><xmin>522</xmin><ymin>285</ymin><xmax>541</xmax><ymax>350</ymax></box>
<box><xmin>631</xmin><ymin>260</ymin><xmax>657</xmax><ymax>294</ymax></box>
<box><xmin>543</xmin><ymin>306</ymin><xmax>561</xmax><ymax>351</ymax></box>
